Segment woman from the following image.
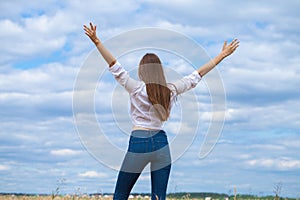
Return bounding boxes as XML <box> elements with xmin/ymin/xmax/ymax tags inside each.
<box><xmin>84</xmin><ymin>22</ymin><xmax>239</xmax><ymax>200</ymax></box>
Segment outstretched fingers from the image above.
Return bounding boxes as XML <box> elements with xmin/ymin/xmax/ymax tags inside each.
<box><xmin>230</xmin><ymin>39</ymin><xmax>239</xmax><ymax>49</ymax></box>
<box><xmin>225</xmin><ymin>39</ymin><xmax>239</xmax><ymax>54</ymax></box>
<box><xmin>89</xmin><ymin>22</ymin><xmax>96</xmax><ymax>31</ymax></box>
<box><xmin>221</xmin><ymin>39</ymin><xmax>239</xmax><ymax>57</ymax></box>
<box><xmin>222</xmin><ymin>41</ymin><xmax>227</xmax><ymax>51</ymax></box>
<box><xmin>83</xmin><ymin>23</ymin><xmax>97</xmax><ymax>38</ymax></box>
<box><xmin>83</xmin><ymin>22</ymin><xmax>100</xmax><ymax>45</ymax></box>
<box><xmin>83</xmin><ymin>26</ymin><xmax>90</xmax><ymax>35</ymax></box>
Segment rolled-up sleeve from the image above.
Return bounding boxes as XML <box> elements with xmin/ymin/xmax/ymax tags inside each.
<box><xmin>172</xmin><ymin>71</ymin><xmax>202</xmax><ymax>95</ymax></box>
<box><xmin>109</xmin><ymin>61</ymin><xmax>141</xmax><ymax>93</ymax></box>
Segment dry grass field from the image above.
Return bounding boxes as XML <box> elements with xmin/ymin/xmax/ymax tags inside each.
<box><xmin>0</xmin><ymin>195</ymin><xmax>194</xmax><ymax>200</ymax></box>
<box><xmin>1</xmin><ymin>194</ymin><xmax>292</xmax><ymax>200</ymax></box>
<box><xmin>0</xmin><ymin>195</ymin><xmax>191</xmax><ymax>200</ymax></box>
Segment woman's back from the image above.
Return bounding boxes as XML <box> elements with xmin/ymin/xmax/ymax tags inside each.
<box><xmin>109</xmin><ymin>60</ymin><xmax>202</xmax><ymax>130</ymax></box>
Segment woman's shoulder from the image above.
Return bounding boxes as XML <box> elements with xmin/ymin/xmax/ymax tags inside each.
<box><xmin>167</xmin><ymin>83</ymin><xmax>178</xmax><ymax>95</ymax></box>
<box><xmin>129</xmin><ymin>81</ymin><xmax>145</xmax><ymax>95</ymax></box>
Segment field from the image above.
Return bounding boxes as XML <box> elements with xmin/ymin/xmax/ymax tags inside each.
<box><xmin>0</xmin><ymin>195</ymin><xmax>161</xmax><ymax>200</ymax></box>
<box><xmin>0</xmin><ymin>195</ymin><xmax>295</xmax><ymax>200</ymax></box>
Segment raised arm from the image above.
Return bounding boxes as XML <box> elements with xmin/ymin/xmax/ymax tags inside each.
<box><xmin>83</xmin><ymin>22</ymin><xmax>116</xmax><ymax>67</ymax></box>
<box><xmin>197</xmin><ymin>39</ymin><xmax>239</xmax><ymax>77</ymax></box>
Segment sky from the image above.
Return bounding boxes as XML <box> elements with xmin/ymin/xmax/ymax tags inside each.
<box><xmin>0</xmin><ymin>0</ymin><xmax>300</xmax><ymax>197</ymax></box>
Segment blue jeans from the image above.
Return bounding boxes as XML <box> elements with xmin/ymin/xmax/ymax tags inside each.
<box><xmin>113</xmin><ymin>130</ymin><xmax>171</xmax><ymax>200</ymax></box>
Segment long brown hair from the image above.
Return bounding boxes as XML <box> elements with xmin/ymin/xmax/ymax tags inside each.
<box><xmin>138</xmin><ymin>53</ymin><xmax>171</xmax><ymax>121</ymax></box>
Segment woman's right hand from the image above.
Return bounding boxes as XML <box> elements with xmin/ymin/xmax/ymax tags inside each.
<box><xmin>83</xmin><ymin>22</ymin><xmax>100</xmax><ymax>45</ymax></box>
<box><xmin>221</xmin><ymin>39</ymin><xmax>239</xmax><ymax>58</ymax></box>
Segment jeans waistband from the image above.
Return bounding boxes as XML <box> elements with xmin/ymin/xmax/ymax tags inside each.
<box><xmin>131</xmin><ymin>129</ymin><xmax>165</xmax><ymax>138</ymax></box>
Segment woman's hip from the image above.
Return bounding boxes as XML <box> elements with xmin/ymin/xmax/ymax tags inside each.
<box><xmin>128</xmin><ymin>130</ymin><xmax>169</xmax><ymax>153</ymax></box>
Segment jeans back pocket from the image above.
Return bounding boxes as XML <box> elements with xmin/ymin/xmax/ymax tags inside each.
<box><xmin>128</xmin><ymin>137</ymin><xmax>149</xmax><ymax>153</ymax></box>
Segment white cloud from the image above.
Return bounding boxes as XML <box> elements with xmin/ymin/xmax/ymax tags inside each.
<box><xmin>78</xmin><ymin>171</ymin><xmax>107</xmax><ymax>178</ymax></box>
<box><xmin>0</xmin><ymin>18</ymin><xmax>67</xmax><ymax>64</ymax></box>
<box><xmin>50</xmin><ymin>149</ymin><xmax>82</xmax><ymax>156</ymax></box>
<box><xmin>0</xmin><ymin>164</ymin><xmax>10</xmax><ymax>171</ymax></box>
<box><xmin>0</xmin><ymin>0</ymin><xmax>142</xmax><ymax>65</ymax></box>
<box><xmin>247</xmin><ymin>158</ymin><xmax>300</xmax><ymax>170</ymax></box>
<box><xmin>0</xmin><ymin>62</ymin><xmax>77</xmax><ymax>92</ymax></box>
